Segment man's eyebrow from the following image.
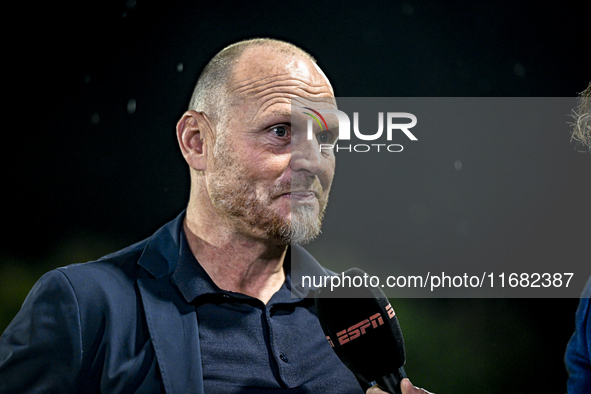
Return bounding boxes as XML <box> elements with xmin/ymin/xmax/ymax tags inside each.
<box><xmin>259</xmin><ymin>110</ymin><xmax>291</xmax><ymax>122</ymax></box>
<box><xmin>271</xmin><ymin>110</ymin><xmax>291</xmax><ymax>117</ymax></box>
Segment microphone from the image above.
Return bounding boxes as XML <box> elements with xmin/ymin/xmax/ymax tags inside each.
<box><xmin>315</xmin><ymin>267</ymin><xmax>406</xmax><ymax>394</ymax></box>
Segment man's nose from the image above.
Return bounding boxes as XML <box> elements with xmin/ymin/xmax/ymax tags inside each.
<box><xmin>290</xmin><ymin>132</ymin><xmax>324</xmax><ymax>176</ymax></box>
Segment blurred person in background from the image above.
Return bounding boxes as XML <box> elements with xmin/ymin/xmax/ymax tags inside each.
<box><xmin>565</xmin><ymin>81</ymin><xmax>591</xmax><ymax>393</ymax></box>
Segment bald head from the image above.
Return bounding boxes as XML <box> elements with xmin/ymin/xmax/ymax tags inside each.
<box><xmin>188</xmin><ymin>38</ymin><xmax>321</xmax><ymax>127</ymax></box>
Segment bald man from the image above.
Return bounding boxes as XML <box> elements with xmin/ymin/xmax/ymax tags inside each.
<box><xmin>0</xmin><ymin>39</ymin><xmax>430</xmax><ymax>394</ymax></box>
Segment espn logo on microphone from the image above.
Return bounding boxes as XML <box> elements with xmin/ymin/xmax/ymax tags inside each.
<box><xmin>327</xmin><ymin>304</ymin><xmax>396</xmax><ymax>348</ymax></box>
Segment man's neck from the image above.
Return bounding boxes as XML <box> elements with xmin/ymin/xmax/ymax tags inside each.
<box><xmin>183</xmin><ymin>210</ymin><xmax>287</xmax><ymax>305</ymax></box>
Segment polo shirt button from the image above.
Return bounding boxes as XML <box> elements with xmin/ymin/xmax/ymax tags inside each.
<box><xmin>279</xmin><ymin>353</ymin><xmax>289</xmax><ymax>363</ymax></box>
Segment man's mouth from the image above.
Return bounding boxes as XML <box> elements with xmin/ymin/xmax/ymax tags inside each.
<box><xmin>280</xmin><ymin>190</ymin><xmax>318</xmax><ymax>201</ymax></box>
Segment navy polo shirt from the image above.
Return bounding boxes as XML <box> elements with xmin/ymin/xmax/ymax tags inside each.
<box><xmin>172</xmin><ymin>232</ymin><xmax>364</xmax><ymax>393</ymax></box>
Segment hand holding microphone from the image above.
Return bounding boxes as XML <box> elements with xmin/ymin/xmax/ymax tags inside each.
<box><xmin>367</xmin><ymin>378</ymin><xmax>433</xmax><ymax>394</ymax></box>
<box><xmin>315</xmin><ymin>268</ymin><xmax>433</xmax><ymax>394</ymax></box>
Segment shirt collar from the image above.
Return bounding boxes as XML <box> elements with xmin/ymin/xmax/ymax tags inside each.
<box><xmin>289</xmin><ymin>244</ymin><xmax>335</xmax><ymax>298</ymax></box>
<box><xmin>171</xmin><ymin>226</ymin><xmax>332</xmax><ymax>304</ymax></box>
<box><xmin>172</xmin><ymin>229</ymin><xmax>221</xmax><ymax>304</ymax></box>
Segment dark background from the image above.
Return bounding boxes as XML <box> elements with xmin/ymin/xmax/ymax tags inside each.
<box><xmin>3</xmin><ymin>1</ymin><xmax>590</xmax><ymax>393</ymax></box>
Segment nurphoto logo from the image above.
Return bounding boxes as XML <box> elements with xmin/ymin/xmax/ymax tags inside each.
<box><xmin>302</xmin><ymin>106</ymin><xmax>418</xmax><ymax>153</ymax></box>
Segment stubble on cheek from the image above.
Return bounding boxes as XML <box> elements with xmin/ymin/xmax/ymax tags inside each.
<box><xmin>208</xmin><ymin>136</ymin><xmax>291</xmax><ymax>241</ymax></box>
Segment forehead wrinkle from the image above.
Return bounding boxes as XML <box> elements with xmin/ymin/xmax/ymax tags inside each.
<box><xmin>248</xmin><ymin>88</ymin><xmax>335</xmax><ymax>125</ymax></box>
<box><xmin>250</xmin><ymin>96</ymin><xmax>293</xmax><ymax>124</ymax></box>
<box><xmin>231</xmin><ymin>73</ymin><xmax>291</xmax><ymax>92</ymax></box>
<box><xmin>236</xmin><ymin>82</ymin><xmax>331</xmax><ymax>102</ymax></box>
<box><xmin>232</xmin><ymin>84</ymin><xmax>333</xmax><ymax>126</ymax></box>
<box><xmin>246</xmin><ymin>83</ymin><xmax>332</xmax><ymax>104</ymax></box>
<box><xmin>232</xmin><ymin>75</ymin><xmax>331</xmax><ymax>97</ymax></box>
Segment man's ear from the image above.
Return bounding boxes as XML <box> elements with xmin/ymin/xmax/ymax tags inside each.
<box><xmin>176</xmin><ymin>110</ymin><xmax>212</xmax><ymax>171</ymax></box>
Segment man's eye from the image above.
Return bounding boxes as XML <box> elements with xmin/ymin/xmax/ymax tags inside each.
<box><xmin>273</xmin><ymin>126</ymin><xmax>288</xmax><ymax>137</ymax></box>
<box><xmin>317</xmin><ymin>132</ymin><xmax>331</xmax><ymax>144</ymax></box>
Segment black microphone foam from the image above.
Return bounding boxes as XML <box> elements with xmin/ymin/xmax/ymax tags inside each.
<box><xmin>315</xmin><ymin>267</ymin><xmax>406</xmax><ymax>392</ymax></box>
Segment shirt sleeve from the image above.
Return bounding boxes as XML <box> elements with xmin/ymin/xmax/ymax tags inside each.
<box><xmin>566</xmin><ymin>276</ymin><xmax>591</xmax><ymax>393</ymax></box>
<box><xmin>0</xmin><ymin>269</ymin><xmax>83</xmax><ymax>393</ymax></box>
